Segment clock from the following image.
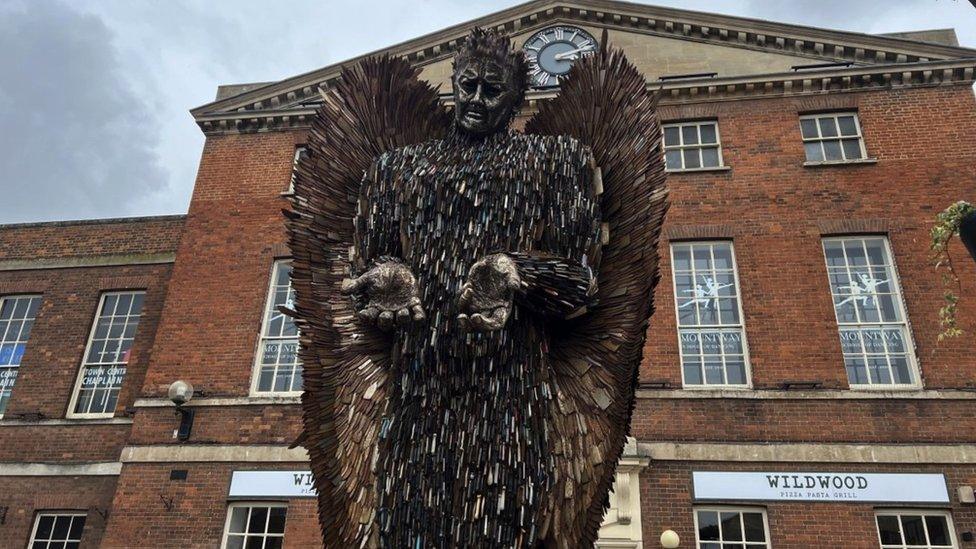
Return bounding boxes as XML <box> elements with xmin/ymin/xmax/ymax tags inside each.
<box><xmin>522</xmin><ymin>26</ymin><xmax>598</xmax><ymax>88</ymax></box>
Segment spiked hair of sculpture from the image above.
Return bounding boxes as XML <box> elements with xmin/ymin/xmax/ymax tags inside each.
<box><xmin>452</xmin><ymin>27</ymin><xmax>529</xmax><ymax>116</ymax></box>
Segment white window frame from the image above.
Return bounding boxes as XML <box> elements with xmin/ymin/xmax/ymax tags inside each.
<box><xmin>875</xmin><ymin>509</ymin><xmax>958</xmax><ymax>548</ymax></box>
<box><xmin>693</xmin><ymin>506</ymin><xmax>771</xmax><ymax>548</ymax></box>
<box><xmin>221</xmin><ymin>502</ymin><xmax>287</xmax><ymax>549</ymax></box>
<box><xmin>286</xmin><ymin>146</ymin><xmax>307</xmax><ymax>194</ymax></box>
<box><xmin>28</xmin><ymin>511</ymin><xmax>87</xmax><ymax>548</ymax></box>
<box><xmin>800</xmin><ymin>112</ymin><xmax>868</xmax><ymax>164</ymax></box>
<box><xmin>670</xmin><ymin>241</ymin><xmax>753</xmax><ymax>389</ymax></box>
<box><xmin>663</xmin><ymin>120</ymin><xmax>725</xmax><ymax>172</ymax></box>
<box><xmin>67</xmin><ymin>291</ymin><xmax>145</xmax><ymax>419</ymax></box>
<box><xmin>0</xmin><ymin>294</ymin><xmax>42</xmax><ymax>419</ymax></box>
<box><xmin>250</xmin><ymin>260</ymin><xmax>302</xmax><ymax>397</ymax></box>
<box><xmin>822</xmin><ymin>236</ymin><xmax>921</xmax><ymax>390</ymax></box>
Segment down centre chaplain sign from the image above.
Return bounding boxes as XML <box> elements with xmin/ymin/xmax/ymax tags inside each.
<box><xmin>693</xmin><ymin>471</ymin><xmax>949</xmax><ymax>503</ymax></box>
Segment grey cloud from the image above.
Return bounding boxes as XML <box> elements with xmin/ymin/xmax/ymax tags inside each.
<box><xmin>2</xmin><ymin>0</ymin><xmax>973</xmax><ymax>224</ymax></box>
<box><xmin>0</xmin><ymin>0</ymin><xmax>167</xmax><ymax>223</ymax></box>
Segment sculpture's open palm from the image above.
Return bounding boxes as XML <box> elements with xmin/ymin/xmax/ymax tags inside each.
<box><xmin>341</xmin><ymin>261</ymin><xmax>425</xmax><ymax>331</ymax></box>
<box><xmin>457</xmin><ymin>254</ymin><xmax>522</xmax><ymax>332</ymax></box>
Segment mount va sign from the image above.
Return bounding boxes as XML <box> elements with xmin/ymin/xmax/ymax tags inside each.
<box><xmin>693</xmin><ymin>471</ymin><xmax>949</xmax><ymax>503</ymax></box>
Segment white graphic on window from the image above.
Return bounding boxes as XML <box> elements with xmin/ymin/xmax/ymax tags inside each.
<box><xmin>679</xmin><ymin>276</ymin><xmax>734</xmax><ymax>310</ymax></box>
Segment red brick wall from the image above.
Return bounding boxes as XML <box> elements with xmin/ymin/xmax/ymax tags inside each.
<box><xmin>0</xmin><ymin>263</ymin><xmax>172</xmax><ymax>422</ymax></box>
<box><xmin>101</xmin><ymin>463</ymin><xmax>321</xmax><ymax>549</ymax></box>
<box><xmin>643</xmin><ymin>84</ymin><xmax>976</xmax><ymax>388</ymax></box>
<box><xmin>141</xmin><ymin>132</ymin><xmax>304</xmax><ymax>400</ymax></box>
<box><xmin>0</xmin><ymin>216</ymin><xmax>184</xmax><ymax>260</ymax></box>
<box><xmin>631</xmin><ymin>397</ymin><xmax>976</xmax><ymax>443</ymax></box>
<box><xmin>642</xmin><ymin>461</ymin><xmax>976</xmax><ymax>549</ymax></box>
<box><xmin>127</xmin><ymin>404</ymin><xmax>303</xmax><ymax>445</ymax></box>
<box><xmin>0</xmin><ymin>476</ymin><xmax>117</xmax><ymax>549</ymax></box>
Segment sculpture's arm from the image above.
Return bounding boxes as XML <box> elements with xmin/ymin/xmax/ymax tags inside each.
<box><xmin>458</xmin><ymin>154</ymin><xmax>601</xmax><ymax>331</ymax></box>
<box><xmin>509</xmin><ymin>250</ymin><xmax>597</xmax><ymax>319</ymax></box>
<box><xmin>343</xmin><ymin>159</ymin><xmax>424</xmax><ymax>331</ymax></box>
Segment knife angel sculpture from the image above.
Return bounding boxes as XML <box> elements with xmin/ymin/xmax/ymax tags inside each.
<box><xmin>287</xmin><ymin>27</ymin><xmax>668</xmax><ymax>548</ymax></box>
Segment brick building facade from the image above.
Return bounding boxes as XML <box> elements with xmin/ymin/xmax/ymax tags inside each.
<box><xmin>2</xmin><ymin>1</ymin><xmax>976</xmax><ymax>547</ymax></box>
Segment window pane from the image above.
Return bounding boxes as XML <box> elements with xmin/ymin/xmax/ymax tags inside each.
<box><xmin>701</xmin><ymin>147</ymin><xmax>720</xmax><ymax>167</ymax></box>
<box><xmin>248</xmin><ymin>506</ymin><xmax>268</xmax><ymax>533</ymax></box>
<box><xmin>664</xmin><ymin>126</ymin><xmax>680</xmax><ymax>146</ymax></box>
<box><xmin>925</xmin><ymin>515</ymin><xmax>950</xmax><ymax>546</ymax></box>
<box><xmin>268</xmin><ymin>507</ymin><xmax>287</xmax><ymax>534</ymax></box>
<box><xmin>837</xmin><ymin>115</ymin><xmax>858</xmax><ymax>136</ymax></box>
<box><xmin>683</xmin><ymin>148</ymin><xmax>701</xmax><ymax>169</ymax></box>
<box><xmin>804</xmin><ymin>142</ymin><xmax>824</xmax><ymax>162</ymax></box>
<box><xmin>901</xmin><ymin>515</ymin><xmax>926</xmax><ymax>545</ymax></box>
<box><xmin>818</xmin><ymin>117</ymin><xmax>838</xmax><ymax>137</ymax></box>
<box><xmin>682</xmin><ymin>357</ymin><xmax>703</xmax><ymax>385</ymax></box>
<box><xmin>725</xmin><ymin>359</ymin><xmax>746</xmax><ymax>385</ymax></box>
<box><xmin>800</xmin><ymin>118</ymin><xmax>818</xmax><ymax>138</ymax></box>
<box><xmin>720</xmin><ymin>512</ymin><xmax>743</xmax><ymax>541</ymax></box>
<box><xmin>699</xmin><ymin>123</ymin><xmax>717</xmax><ymax>144</ymax></box>
<box><xmin>36</xmin><ymin>515</ymin><xmax>55</xmax><ymax>539</ymax></box>
<box><xmin>673</xmin><ymin>246</ymin><xmax>692</xmax><ymax>271</ymax></box>
<box><xmin>52</xmin><ymin>516</ymin><xmax>71</xmax><ymax>539</ymax></box>
<box><xmin>823</xmin><ymin>139</ymin><xmax>843</xmax><ymax>161</ymax></box>
<box><xmin>682</xmin><ymin>125</ymin><xmax>699</xmax><ymax>145</ymax></box>
<box><xmin>698</xmin><ymin>511</ymin><xmax>720</xmax><ymax>541</ymax></box>
<box><xmin>67</xmin><ymin>516</ymin><xmax>85</xmax><ymax>539</ymax></box>
<box><xmin>742</xmin><ymin>513</ymin><xmax>765</xmax><ymax>542</ymax></box>
<box><xmin>841</xmin><ymin>139</ymin><xmax>862</xmax><ymax>160</ymax></box>
<box><xmin>877</xmin><ymin>515</ymin><xmax>902</xmax><ymax>544</ymax></box>
<box><xmin>229</xmin><ymin>507</ymin><xmax>248</xmax><ymax>534</ymax></box>
<box><xmin>665</xmin><ymin>150</ymin><xmax>682</xmax><ymax>170</ymax></box>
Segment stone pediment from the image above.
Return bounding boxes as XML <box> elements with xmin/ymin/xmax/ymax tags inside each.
<box><xmin>191</xmin><ymin>0</ymin><xmax>976</xmax><ymax>134</ymax></box>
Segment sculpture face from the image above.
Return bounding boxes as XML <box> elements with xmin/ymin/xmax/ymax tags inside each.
<box><xmin>453</xmin><ymin>60</ymin><xmax>519</xmax><ymax>136</ymax></box>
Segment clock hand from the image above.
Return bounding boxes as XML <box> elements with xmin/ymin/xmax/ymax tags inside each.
<box><xmin>553</xmin><ymin>46</ymin><xmax>594</xmax><ymax>61</ymax></box>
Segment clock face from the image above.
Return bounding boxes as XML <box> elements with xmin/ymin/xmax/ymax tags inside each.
<box><xmin>522</xmin><ymin>26</ymin><xmax>597</xmax><ymax>88</ymax></box>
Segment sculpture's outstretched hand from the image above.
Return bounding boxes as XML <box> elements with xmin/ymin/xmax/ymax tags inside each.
<box><xmin>341</xmin><ymin>260</ymin><xmax>425</xmax><ymax>331</ymax></box>
<box><xmin>457</xmin><ymin>254</ymin><xmax>522</xmax><ymax>332</ymax></box>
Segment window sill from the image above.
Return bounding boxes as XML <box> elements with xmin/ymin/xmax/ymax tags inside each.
<box><xmin>635</xmin><ymin>387</ymin><xmax>959</xmax><ymax>400</ymax></box>
<box><xmin>279</xmin><ymin>190</ymin><xmax>295</xmax><ymax>197</ymax></box>
<box><xmin>803</xmin><ymin>158</ymin><xmax>878</xmax><ymax>168</ymax></box>
<box><xmin>665</xmin><ymin>166</ymin><xmax>731</xmax><ymax>174</ymax></box>
<box><xmin>679</xmin><ymin>384</ymin><xmax>752</xmax><ymax>391</ymax></box>
<box><xmin>133</xmin><ymin>395</ymin><xmax>302</xmax><ymax>408</ymax></box>
<box><xmin>847</xmin><ymin>384</ymin><xmax>923</xmax><ymax>392</ymax></box>
<box><xmin>0</xmin><ymin>417</ymin><xmax>133</xmax><ymax>426</ymax></box>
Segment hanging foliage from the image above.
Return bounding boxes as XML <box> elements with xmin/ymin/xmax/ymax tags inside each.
<box><xmin>930</xmin><ymin>200</ymin><xmax>975</xmax><ymax>340</ymax></box>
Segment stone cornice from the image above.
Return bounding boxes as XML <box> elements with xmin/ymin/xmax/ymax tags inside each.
<box><xmin>195</xmin><ymin>58</ymin><xmax>976</xmax><ymax>135</ymax></box>
<box><xmin>191</xmin><ymin>0</ymin><xmax>976</xmax><ymax>130</ymax></box>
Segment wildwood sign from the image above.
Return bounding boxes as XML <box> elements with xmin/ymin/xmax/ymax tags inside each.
<box><xmin>693</xmin><ymin>471</ymin><xmax>949</xmax><ymax>503</ymax></box>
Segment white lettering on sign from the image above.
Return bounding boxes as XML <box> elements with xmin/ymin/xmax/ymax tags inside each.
<box><xmin>229</xmin><ymin>471</ymin><xmax>317</xmax><ymax>498</ymax></box>
<box><xmin>693</xmin><ymin>472</ymin><xmax>948</xmax><ymax>503</ymax></box>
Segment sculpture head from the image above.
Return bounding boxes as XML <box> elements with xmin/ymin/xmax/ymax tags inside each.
<box><xmin>452</xmin><ymin>28</ymin><xmax>528</xmax><ymax>137</ymax></box>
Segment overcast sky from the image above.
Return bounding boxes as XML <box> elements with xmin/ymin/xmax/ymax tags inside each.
<box><xmin>1</xmin><ymin>0</ymin><xmax>974</xmax><ymax>224</ymax></box>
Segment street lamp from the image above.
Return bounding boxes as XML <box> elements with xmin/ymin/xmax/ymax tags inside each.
<box><xmin>660</xmin><ymin>529</ymin><xmax>680</xmax><ymax>548</ymax></box>
<box><xmin>168</xmin><ymin>380</ymin><xmax>195</xmax><ymax>442</ymax></box>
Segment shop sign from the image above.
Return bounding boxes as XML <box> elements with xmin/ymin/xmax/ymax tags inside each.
<box><xmin>228</xmin><ymin>471</ymin><xmax>316</xmax><ymax>498</ymax></box>
<box><xmin>693</xmin><ymin>471</ymin><xmax>948</xmax><ymax>503</ymax></box>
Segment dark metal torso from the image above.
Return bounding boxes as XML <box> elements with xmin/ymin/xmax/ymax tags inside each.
<box><xmin>366</xmin><ymin>131</ymin><xmax>595</xmax><ymax>548</ymax></box>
